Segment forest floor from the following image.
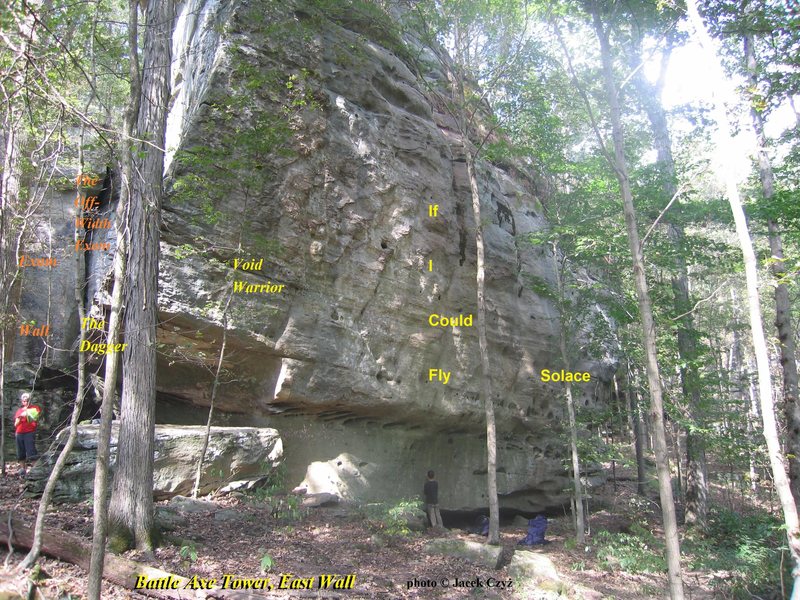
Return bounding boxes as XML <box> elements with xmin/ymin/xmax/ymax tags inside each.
<box><xmin>0</xmin><ymin>461</ymin><xmax>784</xmax><ymax>599</ymax></box>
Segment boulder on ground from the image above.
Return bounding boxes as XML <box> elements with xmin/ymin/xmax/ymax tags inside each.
<box><xmin>25</xmin><ymin>424</ymin><xmax>283</xmax><ymax>502</ymax></box>
<box><xmin>295</xmin><ymin>453</ymin><xmax>376</xmax><ymax>501</ymax></box>
<box><xmin>154</xmin><ymin>506</ymin><xmax>188</xmax><ymax>530</ymax></box>
<box><xmin>426</xmin><ymin>537</ymin><xmax>564</xmax><ymax>598</ymax></box>
<box><xmin>424</xmin><ymin>538</ymin><xmax>502</xmax><ymax>569</ymax></box>
<box><xmin>301</xmin><ymin>492</ymin><xmax>340</xmax><ymax>507</ymax></box>
<box><xmin>509</xmin><ymin>550</ymin><xmax>560</xmax><ymax>582</ymax></box>
<box><xmin>168</xmin><ymin>495</ymin><xmax>217</xmax><ymax>513</ymax></box>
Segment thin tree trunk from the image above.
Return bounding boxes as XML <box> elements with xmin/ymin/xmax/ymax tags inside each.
<box><xmin>552</xmin><ymin>243</ymin><xmax>585</xmax><ymax>544</ymax></box>
<box><xmin>0</xmin><ymin>5</ymin><xmax>28</xmax><ymax>480</ymax></box>
<box><xmin>722</xmin><ymin>129</ymin><xmax>800</xmax><ymax>594</ymax></box>
<box><xmin>465</xmin><ymin>151</ymin><xmax>500</xmax><ymax>545</ymax></box>
<box><xmin>87</xmin><ymin>0</ymin><xmax>138</xmax><ymax>590</ymax></box>
<box><xmin>109</xmin><ymin>0</ymin><xmax>173</xmax><ymax>552</ymax></box>
<box><xmin>731</xmin><ymin>288</ymin><xmax>760</xmax><ymax>492</ymax></box>
<box><xmin>16</xmin><ymin>157</ymin><xmax>94</xmax><ymax>572</ymax></box>
<box><xmin>623</xmin><ymin>372</ymin><xmax>648</xmax><ymax>497</ymax></box>
<box><xmin>685</xmin><ymin>0</ymin><xmax>800</xmax><ymax>590</ymax></box>
<box><xmin>88</xmin><ymin>175</ymin><xmax>129</xmax><ymax>596</ymax></box>
<box><xmin>592</xmin><ymin>11</ymin><xmax>685</xmax><ymax>599</ymax></box>
<box><xmin>630</xmin><ymin>40</ymin><xmax>707</xmax><ymax>529</ymax></box>
<box><xmin>744</xmin><ymin>32</ymin><xmax>800</xmax><ymax>503</ymax></box>
<box><xmin>748</xmin><ymin>369</ymin><xmax>759</xmax><ymax>493</ymax></box>
<box><xmin>562</xmin><ymin>332</ymin><xmax>585</xmax><ymax>545</ymax></box>
<box><xmin>448</xmin><ymin>18</ymin><xmax>500</xmax><ymax>546</ymax></box>
<box><xmin>192</xmin><ymin>289</ymin><xmax>232</xmax><ymax>499</ymax></box>
<box><xmin>672</xmin><ymin>423</ymin><xmax>683</xmax><ymax>502</ymax></box>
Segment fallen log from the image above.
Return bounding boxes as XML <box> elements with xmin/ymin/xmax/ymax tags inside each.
<box><xmin>0</xmin><ymin>518</ymin><xmax>342</xmax><ymax>599</ymax></box>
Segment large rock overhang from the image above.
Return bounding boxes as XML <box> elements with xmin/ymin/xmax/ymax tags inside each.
<box><xmin>155</xmin><ymin>0</ymin><xmax>617</xmax><ymax>512</ymax></box>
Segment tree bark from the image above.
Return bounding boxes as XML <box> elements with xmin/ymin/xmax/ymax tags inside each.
<box><xmin>685</xmin><ymin>0</ymin><xmax>800</xmax><ymax>591</ymax></box>
<box><xmin>109</xmin><ymin>0</ymin><xmax>173</xmax><ymax>552</ymax></box>
<box><xmin>192</xmin><ymin>289</ymin><xmax>232</xmax><ymax>499</ymax></box>
<box><xmin>744</xmin><ymin>32</ymin><xmax>800</xmax><ymax>503</ymax></box>
<box><xmin>88</xmin><ymin>1</ymin><xmax>138</xmax><ymax>592</ymax></box>
<box><xmin>88</xmin><ymin>189</ymin><xmax>127</xmax><ymax>595</ymax></box>
<box><xmin>465</xmin><ymin>151</ymin><xmax>500</xmax><ymax>545</ymax></box>
<box><xmin>447</xmin><ymin>18</ymin><xmax>500</xmax><ymax>546</ymax></box>
<box><xmin>552</xmin><ymin>243</ymin><xmax>585</xmax><ymax>544</ymax></box>
<box><xmin>629</xmin><ymin>39</ymin><xmax>708</xmax><ymax>530</ymax></box>
<box><xmin>592</xmin><ymin>10</ymin><xmax>685</xmax><ymax>599</ymax></box>
<box><xmin>621</xmin><ymin>368</ymin><xmax>648</xmax><ymax>497</ymax></box>
<box><xmin>0</xmin><ymin>1</ymin><xmax>31</xmax><ymax>479</ymax></box>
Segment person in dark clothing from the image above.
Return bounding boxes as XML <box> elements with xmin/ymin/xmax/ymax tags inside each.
<box><xmin>423</xmin><ymin>470</ymin><xmax>443</xmax><ymax>528</ymax></box>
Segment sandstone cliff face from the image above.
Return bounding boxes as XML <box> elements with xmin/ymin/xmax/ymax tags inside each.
<box><xmin>152</xmin><ymin>0</ymin><xmax>615</xmax><ymax>513</ymax></box>
<box><xmin>6</xmin><ymin>0</ymin><xmax>615</xmax><ymax>512</ymax></box>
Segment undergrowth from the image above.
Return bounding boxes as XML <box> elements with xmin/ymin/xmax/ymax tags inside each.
<box><xmin>592</xmin><ymin>504</ymin><xmax>789</xmax><ymax>598</ymax></box>
<box><xmin>361</xmin><ymin>498</ymin><xmax>424</xmax><ymax>537</ymax></box>
<box><xmin>685</xmin><ymin>506</ymin><xmax>789</xmax><ymax>598</ymax></box>
<box><xmin>242</xmin><ymin>464</ymin><xmax>307</xmax><ymax>523</ymax></box>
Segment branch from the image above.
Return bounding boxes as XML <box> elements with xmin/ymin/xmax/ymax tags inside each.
<box><xmin>639</xmin><ymin>182</ymin><xmax>689</xmax><ymax>249</ymax></box>
<box><xmin>23</xmin><ymin>0</ymin><xmax>113</xmax><ymax>116</ymax></box>
<box><xmin>21</xmin><ymin>67</ymin><xmax>115</xmax><ymax>154</ymax></box>
<box><xmin>619</xmin><ymin>26</ymin><xmax>676</xmax><ymax>94</ymax></box>
<box><xmin>671</xmin><ymin>282</ymin><xmax>727</xmax><ymax>322</ymax></box>
<box><xmin>552</xmin><ymin>21</ymin><xmax>615</xmax><ymax>167</ymax></box>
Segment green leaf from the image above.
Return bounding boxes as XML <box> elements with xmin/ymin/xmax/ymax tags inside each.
<box><xmin>260</xmin><ymin>553</ymin><xmax>274</xmax><ymax>572</ymax></box>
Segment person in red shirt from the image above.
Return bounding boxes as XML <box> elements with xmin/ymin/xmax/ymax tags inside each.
<box><xmin>14</xmin><ymin>392</ymin><xmax>41</xmax><ymax>475</ymax></box>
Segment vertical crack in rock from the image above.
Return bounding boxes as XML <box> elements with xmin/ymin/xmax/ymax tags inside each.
<box><xmin>130</xmin><ymin>0</ymin><xmax>620</xmax><ymax>513</ymax></box>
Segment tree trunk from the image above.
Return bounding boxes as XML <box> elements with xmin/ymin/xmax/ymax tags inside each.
<box><xmin>744</xmin><ymin>32</ymin><xmax>800</xmax><ymax>503</ymax></box>
<box><xmin>623</xmin><ymin>372</ymin><xmax>648</xmax><ymax>497</ymax></box>
<box><xmin>747</xmin><ymin>369</ymin><xmax>759</xmax><ymax>492</ymax></box>
<box><xmin>109</xmin><ymin>0</ymin><xmax>173</xmax><ymax>552</ymax></box>
<box><xmin>88</xmin><ymin>1</ymin><xmax>139</xmax><ymax>592</ymax></box>
<box><xmin>552</xmin><ymin>244</ymin><xmax>585</xmax><ymax>544</ymax></box>
<box><xmin>0</xmin><ymin>3</ymin><xmax>29</xmax><ymax>480</ymax></box>
<box><xmin>447</xmin><ymin>17</ymin><xmax>500</xmax><ymax>547</ymax></box>
<box><xmin>192</xmin><ymin>289</ymin><xmax>232</xmax><ymax>499</ymax></box>
<box><xmin>592</xmin><ymin>11</ymin><xmax>685</xmax><ymax>599</ymax></box>
<box><xmin>465</xmin><ymin>150</ymin><xmax>500</xmax><ymax>545</ymax></box>
<box><xmin>16</xmin><ymin>163</ymin><xmax>98</xmax><ymax>570</ymax></box>
<box><xmin>722</xmin><ymin>126</ymin><xmax>800</xmax><ymax>596</ymax></box>
<box><xmin>88</xmin><ymin>184</ymin><xmax>127</xmax><ymax>597</ymax></box>
<box><xmin>629</xmin><ymin>40</ymin><xmax>707</xmax><ymax>530</ymax></box>
<box><xmin>685</xmin><ymin>0</ymin><xmax>800</xmax><ymax>590</ymax></box>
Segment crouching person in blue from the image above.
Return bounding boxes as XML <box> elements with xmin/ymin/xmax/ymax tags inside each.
<box><xmin>518</xmin><ymin>515</ymin><xmax>549</xmax><ymax>546</ymax></box>
<box><xmin>424</xmin><ymin>470</ymin><xmax>444</xmax><ymax>529</ymax></box>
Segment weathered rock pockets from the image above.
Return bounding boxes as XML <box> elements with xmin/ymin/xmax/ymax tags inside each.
<box><xmin>9</xmin><ymin>0</ymin><xmax>616</xmax><ymax>513</ymax></box>
<box><xmin>152</xmin><ymin>0</ymin><xmax>618</xmax><ymax>512</ymax></box>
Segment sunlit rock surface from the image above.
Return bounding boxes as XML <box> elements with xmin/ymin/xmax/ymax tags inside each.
<box><xmin>25</xmin><ymin>424</ymin><xmax>282</xmax><ymax>502</ymax></box>
<box><xmin>154</xmin><ymin>0</ymin><xmax>616</xmax><ymax>514</ymax></box>
<box><xmin>8</xmin><ymin>0</ymin><xmax>616</xmax><ymax>514</ymax></box>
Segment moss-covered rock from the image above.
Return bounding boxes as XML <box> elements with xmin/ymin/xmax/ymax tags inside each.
<box><xmin>424</xmin><ymin>538</ymin><xmax>503</xmax><ymax>569</ymax></box>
